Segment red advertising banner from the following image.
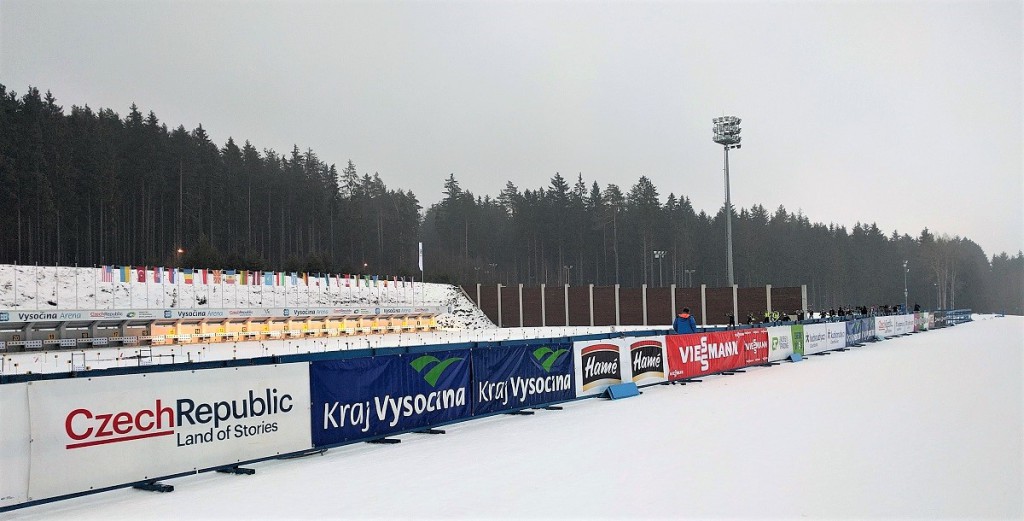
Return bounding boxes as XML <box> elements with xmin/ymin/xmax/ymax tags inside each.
<box><xmin>739</xmin><ymin>328</ymin><xmax>769</xmax><ymax>366</ymax></box>
<box><xmin>666</xmin><ymin>329</ymin><xmax>768</xmax><ymax>380</ymax></box>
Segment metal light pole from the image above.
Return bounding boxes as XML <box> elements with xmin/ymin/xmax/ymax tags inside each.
<box><xmin>903</xmin><ymin>260</ymin><xmax>909</xmax><ymax>313</ymax></box>
<box><xmin>653</xmin><ymin>250</ymin><xmax>666</xmax><ymax>287</ymax></box>
<box><xmin>713</xmin><ymin>116</ymin><xmax>741</xmax><ymax>287</ymax></box>
<box><xmin>684</xmin><ymin>269</ymin><xmax>696</xmax><ymax>287</ymax></box>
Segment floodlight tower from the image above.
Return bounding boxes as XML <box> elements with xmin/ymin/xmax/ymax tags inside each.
<box><xmin>713</xmin><ymin>116</ymin><xmax>742</xmax><ymax>287</ymax></box>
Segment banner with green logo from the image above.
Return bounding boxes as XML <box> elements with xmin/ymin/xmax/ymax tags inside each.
<box><xmin>767</xmin><ymin>326</ymin><xmax>795</xmax><ymax>362</ymax></box>
<box><xmin>472</xmin><ymin>343</ymin><xmax>574</xmax><ymax>415</ymax></box>
<box><xmin>310</xmin><ymin>350</ymin><xmax>471</xmax><ymax>447</ymax></box>
<box><xmin>790</xmin><ymin>324</ymin><xmax>804</xmax><ymax>356</ymax></box>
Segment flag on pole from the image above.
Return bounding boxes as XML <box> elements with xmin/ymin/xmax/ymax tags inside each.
<box><xmin>240</xmin><ymin>270</ymin><xmax>248</xmax><ymax>285</ymax></box>
<box><xmin>184</xmin><ymin>268</ymin><xmax>194</xmax><ymax>285</ymax></box>
<box><xmin>226</xmin><ymin>270</ymin><xmax>236</xmax><ymax>284</ymax></box>
<box><xmin>101</xmin><ymin>265</ymin><xmax>113</xmax><ymax>283</ymax></box>
<box><xmin>213</xmin><ymin>269</ymin><xmax>222</xmax><ymax>284</ymax></box>
<box><xmin>290</xmin><ymin>272</ymin><xmax>298</xmax><ymax>286</ymax></box>
<box><xmin>169</xmin><ymin>267</ymin><xmax>176</xmax><ymax>284</ymax></box>
<box><xmin>264</xmin><ymin>272</ymin><xmax>273</xmax><ymax>286</ymax></box>
<box><xmin>152</xmin><ymin>266</ymin><xmax>160</xmax><ymax>282</ymax></box>
<box><xmin>372</xmin><ymin>275</ymin><xmax>379</xmax><ymax>287</ymax></box>
<box><xmin>302</xmin><ymin>272</ymin><xmax>308</xmax><ymax>286</ymax></box>
<box><xmin>418</xmin><ymin>241</ymin><xmax>424</xmax><ymax>271</ymax></box>
<box><xmin>120</xmin><ymin>266</ymin><xmax>131</xmax><ymax>283</ymax></box>
<box><xmin>137</xmin><ymin>266</ymin><xmax>146</xmax><ymax>283</ymax></box>
<box><xmin>201</xmin><ymin>269</ymin><xmax>209</xmax><ymax>285</ymax></box>
<box><xmin>344</xmin><ymin>274</ymin><xmax>351</xmax><ymax>287</ymax></box>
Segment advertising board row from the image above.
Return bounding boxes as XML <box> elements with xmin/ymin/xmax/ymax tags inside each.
<box><xmin>0</xmin><ymin>306</ymin><xmax>447</xmax><ymax>324</ymax></box>
<box><xmin>0</xmin><ymin>313</ymin><xmax>938</xmax><ymax>511</ymax></box>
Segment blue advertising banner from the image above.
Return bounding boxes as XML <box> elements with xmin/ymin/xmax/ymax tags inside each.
<box><xmin>472</xmin><ymin>343</ymin><xmax>574</xmax><ymax>415</ymax></box>
<box><xmin>310</xmin><ymin>350</ymin><xmax>472</xmax><ymax>447</ymax></box>
<box><xmin>846</xmin><ymin>319</ymin><xmax>863</xmax><ymax>346</ymax></box>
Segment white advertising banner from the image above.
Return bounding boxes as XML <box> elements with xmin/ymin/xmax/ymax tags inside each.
<box><xmin>874</xmin><ymin>315</ymin><xmax>895</xmax><ymax>340</ymax></box>
<box><xmin>802</xmin><ymin>323</ymin><xmax>830</xmax><ymax>355</ymax></box>
<box><xmin>573</xmin><ymin>339</ymin><xmax>632</xmax><ymax>397</ymax></box>
<box><xmin>893</xmin><ymin>314</ymin><xmax>913</xmax><ymax>335</ymax></box>
<box><xmin>624</xmin><ymin>337</ymin><xmax>668</xmax><ymax>386</ymax></box>
<box><xmin>27</xmin><ymin>364</ymin><xmax>311</xmax><ymax>502</ymax></box>
<box><xmin>904</xmin><ymin>314</ymin><xmax>915</xmax><ymax>334</ymax></box>
<box><xmin>825</xmin><ymin>323</ymin><xmax>847</xmax><ymax>351</ymax></box>
<box><xmin>767</xmin><ymin>326</ymin><xmax>794</xmax><ymax>362</ymax></box>
<box><xmin>0</xmin><ymin>383</ymin><xmax>31</xmax><ymax>509</ymax></box>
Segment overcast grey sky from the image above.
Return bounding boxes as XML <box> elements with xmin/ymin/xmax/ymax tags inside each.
<box><xmin>2</xmin><ymin>0</ymin><xmax>1021</xmax><ymax>256</ymax></box>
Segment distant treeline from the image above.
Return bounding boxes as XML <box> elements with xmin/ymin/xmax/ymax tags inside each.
<box><xmin>1</xmin><ymin>85</ymin><xmax>1021</xmax><ymax>313</ymax></box>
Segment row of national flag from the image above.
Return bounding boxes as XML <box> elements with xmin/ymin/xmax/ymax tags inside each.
<box><xmin>99</xmin><ymin>266</ymin><xmax>414</xmax><ymax>288</ymax></box>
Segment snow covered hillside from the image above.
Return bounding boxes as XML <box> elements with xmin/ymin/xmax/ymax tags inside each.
<box><xmin>0</xmin><ymin>264</ymin><xmax>493</xmax><ymax>329</ymax></box>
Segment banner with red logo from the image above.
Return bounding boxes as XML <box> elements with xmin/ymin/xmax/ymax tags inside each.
<box><xmin>666</xmin><ymin>329</ymin><xmax>767</xmax><ymax>380</ymax></box>
<box><xmin>26</xmin><ymin>365</ymin><xmax>311</xmax><ymax>502</ymax></box>
<box><xmin>572</xmin><ymin>339</ymin><xmax>631</xmax><ymax>397</ymax></box>
<box><xmin>626</xmin><ymin>337</ymin><xmax>669</xmax><ymax>386</ymax></box>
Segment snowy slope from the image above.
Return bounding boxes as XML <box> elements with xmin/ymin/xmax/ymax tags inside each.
<box><xmin>0</xmin><ymin>264</ymin><xmax>493</xmax><ymax>329</ymax></box>
<box><xmin>5</xmin><ymin>316</ymin><xmax>1020</xmax><ymax>519</ymax></box>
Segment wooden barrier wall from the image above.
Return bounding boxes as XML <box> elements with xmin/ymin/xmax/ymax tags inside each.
<box><xmin>461</xmin><ymin>284</ymin><xmax>807</xmax><ymax>328</ymax></box>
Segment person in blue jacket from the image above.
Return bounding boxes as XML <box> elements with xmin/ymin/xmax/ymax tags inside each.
<box><xmin>673</xmin><ymin>307</ymin><xmax>698</xmax><ymax>334</ymax></box>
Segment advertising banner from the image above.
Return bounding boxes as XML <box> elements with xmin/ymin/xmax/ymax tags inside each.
<box><xmin>665</xmin><ymin>329</ymin><xmax>764</xmax><ymax>380</ymax></box>
<box><xmin>874</xmin><ymin>315</ymin><xmax>895</xmax><ymax>339</ymax></box>
<box><xmin>802</xmin><ymin>323</ymin><xmax>829</xmax><ymax>355</ymax></box>
<box><xmin>626</xmin><ymin>338</ymin><xmax>669</xmax><ymax>386</ymax></box>
<box><xmin>0</xmin><ymin>383</ymin><xmax>30</xmax><ymax>509</ymax></box>
<box><xmin>825</xmin><ymin>322</ymin><xmax>847</xmax><ymax>351</ymax></box>
<box><xmin>846</xmin><ymin>319</ymin><xmax>864</xmax><ymax>346</ymax></box>
<box><xmin>767</xmin><ymin>326</ymin><xmax>794</xmax><ymax>362</ymax></box>
<box><xmin>741</xmin><ymin>328</ymin><xmax>769</xmax><ymax>366</ymax></box>
<box><xmin>791</xmin><ymin>324</ymin><xmax>804</xmax><ymax>356</ymax></box>
<box><xmin>573</xmin><ymin>339</ymin><xmax>630</xmax><ymax>397</ymax></box>
<box><xmin>920</xmin><ymin>312</ymin><xmax>930</xmax><ymax>331</ymax></box>
<box><xmin>472</xmin><ymin>343</ymin><xmax>574</xmax><ymax>415</ymax></box>
<box><xmin>894</xmin><ymin>314</ymin><xmax>914</xmax><ymax>335</ymax></box>
<box><xmin>310</xmin><ymin>350</ymin><xmax>472</xmax><ymax>447</ymax></box>
<box><xmin>27</xmin><ymin>365</ymin><xmax>311</xmax><ymax>502</ymax></box>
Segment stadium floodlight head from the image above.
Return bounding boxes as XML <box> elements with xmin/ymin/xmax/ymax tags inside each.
<box><xmin>713</xmin><ymin>116</ymin><xmax>742</xmax><ymax>147</ymax></box>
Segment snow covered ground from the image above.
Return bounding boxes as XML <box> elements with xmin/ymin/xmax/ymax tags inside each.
<box><xmin>6</xmin><ymin>315</ymin><xmax>1020</xmax><ymax>519</ymax></box>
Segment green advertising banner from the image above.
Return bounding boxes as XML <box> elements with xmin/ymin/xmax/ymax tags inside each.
<box><xmin>791</xmin><ymin>324</ymin><xmax>804</xmax><ymax>356</ymax></box>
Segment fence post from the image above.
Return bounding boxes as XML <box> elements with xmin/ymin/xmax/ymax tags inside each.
<box><xmin>497</xmin><ymin>284</ymin><xmax>503</xmax><ymax>328</ymax></box>
<box><xmin>540</xmin><ymin>283</ymin><xmax>546</xmax><ymax>327</ymax></box>
<box><xmin>700</xmin><ymin>284</ymin><xmax>708</xmax><ymax>327</ymax></box>
<box><xmin>614</xmin><ymin>284</ymin><xmax>621</xmax><ymax>326</ymax></box>
<box><xmin>801</xmin><ymin>284</ymin><xmax>808</xmax><ymax>313</ymax></box>
<box><xmin>766</xmin><ymin>284</ymin><xmax>772</xmax><ymax>314</ymax></box>
<box><xmin>588</xmin><ymin>283</ymin><xmax>595</xmax><ymax>326</ymax></box>
<box><xmin>476</xmin><ymin>283</ymin><xmax>481</xmax><ymax>311</ymax></box>
<box><xmin>564</xmin><ymin>284</ymin><xmax>569</xmax><ymax>326</ymax></box>
<box><xmin>642</xmin><ymin>284</ymin><xmax>648</xmax><ymax>326</ymax></box>
<box><xmin>518</xmin><ymin>284</ymin><xmax>524</xmax><ymax>327</ymax></box>
<box><xmin>732</xmin><ymin>284</ymin><xmax>739</xmax><ymax>324</ymax></box>
<box><xmin>669</xmin><ymin>283</ymin><xmax>676</xmax><ymax>324</ymax></box>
